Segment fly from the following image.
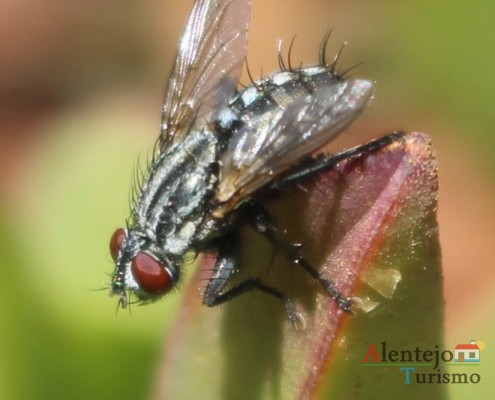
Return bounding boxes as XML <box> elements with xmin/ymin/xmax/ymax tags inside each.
<box><xmin>108</xmin><ymin>0</ymin><xmax>403</xmax><ymax>322</ymax></box>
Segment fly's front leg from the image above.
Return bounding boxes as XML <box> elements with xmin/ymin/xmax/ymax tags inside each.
<box><xmin>270</xmin><ymin>131</ymin><xmax>405</xmax><ymax>191</ymax></box>
<box><xmin>202</xmin><ymin>233</ymin><xmax>301</xmax><ymax>324</ymax></box>
<box><xmin>202</xmin><ymin>234</ymin><xmax>240</xmax><ymax>306</ymax></box>
<box><xmin>247</xmin><ymin>203</ymin><xmax>352</xmax><ymax>312</ymax></box>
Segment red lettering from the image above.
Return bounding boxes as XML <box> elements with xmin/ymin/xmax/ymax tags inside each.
<box><xmin>362</xmin><ymin>344</ymin><xmax>380</xmax><ymax>363</ymax></box>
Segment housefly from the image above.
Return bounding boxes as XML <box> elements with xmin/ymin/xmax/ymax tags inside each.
<box><xmin>109</xmin><ymin>0</ymin><xmax>402</xmax><ymax>322</ymax></box>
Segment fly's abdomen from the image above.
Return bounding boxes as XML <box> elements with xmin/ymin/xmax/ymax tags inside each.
<box><xmin>211</xmin><ymin>65</ymin><xmax>368</xmax><ymax>213</ymax></box>
<box><xmin>231</xmin><ymin>66</ymin><xmax>342</xmax><ymax>120</ymax></box>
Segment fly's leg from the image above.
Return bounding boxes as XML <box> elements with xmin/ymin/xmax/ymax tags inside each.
<box><xmin>202</xmin><ymin>234</ymin><xmax>240</xmax><ymax>305</ymax></box>
<box><xmin>202</xmin><ymin>233</ymin><xmax>301</xmax><ymax>324</ymax></box>
<box><xmin>205</xmin><ymin>134</ymin><xmax>405</xmax><ymax>313</ymax></box>
<box><xmin>270</xmin><ymin>131</ymin><xmax>405</xmax><ymax>191</ymax></box>
<box><xmin>247</xmin><ymin>203</ymin><xmax>352</xmax><ymax>312</ymax></box>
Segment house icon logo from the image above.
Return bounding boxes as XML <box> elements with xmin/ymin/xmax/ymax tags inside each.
<box><xmin>454</xmin><ymin>340</ymin><xmax>480</xmax><ymax>363</ymax></box>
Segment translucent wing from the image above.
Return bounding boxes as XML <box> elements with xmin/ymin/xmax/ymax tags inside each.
<box><xmin>160</xmin><ymin>0</ymin><xmax>250</xmax><ymax>146</ymax></box>
<box><xmin>216</xmin><ymin>79</ymin><xmax>373</xmax><ymax>208</ymax></box>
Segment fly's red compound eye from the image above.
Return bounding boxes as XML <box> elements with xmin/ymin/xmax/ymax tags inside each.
<box><xmin>110</xmin><ymin>228</ymin><xmax>126</xmax><ymax>261</ymax></box>
<box><xmin>131</xmin><ymin>252</ymin><xmax>174</xmax><ymax>294</ymax></box>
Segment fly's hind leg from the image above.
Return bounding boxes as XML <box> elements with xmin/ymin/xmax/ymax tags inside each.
<box><xmin>202</xmin><ymin>233</ymin><xmax>301</xmax><ymax>324</ymax></box>
<box><xmin>251</xmin><ymin>133</ymin><xmax>406</xmax><ymax>309</ymax></box>
<box><xmin>269</xmin><ymin>131</ymin><xmax>405</xmax><ymax>191</ymax></box>
<box><xmin>247</xmin><ymin>203</ymin><xmax>352</xmax><ymax>312</ymax></box>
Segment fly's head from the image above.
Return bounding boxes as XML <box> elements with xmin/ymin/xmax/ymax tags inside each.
<box><xmin>109</xmin><ymin>228</ymin><xmax>180</xmax><ymax>308</ymax></box>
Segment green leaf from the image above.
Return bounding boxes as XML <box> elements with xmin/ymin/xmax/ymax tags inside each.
<box><xmin>154</xmin><ymin>132</ymin><xmax>444</xmax><ymax>400</ymax></box>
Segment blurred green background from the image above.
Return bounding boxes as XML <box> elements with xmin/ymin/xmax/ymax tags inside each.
<box><xmin>0</xmin><ymin>0</ymin><xmax>493</xmax><ymax>399</ymax></box>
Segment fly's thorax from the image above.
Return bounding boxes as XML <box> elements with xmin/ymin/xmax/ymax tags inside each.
<box><xmin>132</xmin><ymin>128</ymin><xmax>220</xmax><ymax>255</ymax></box>
<box><xmin>110</xmin><ymin>228</ymin><xmax>181</xmax><ymax>305</ymax></box>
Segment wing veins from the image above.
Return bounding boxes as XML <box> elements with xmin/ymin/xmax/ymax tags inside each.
<box><xmin>216</xmin><ymin>80</ymin><xmax>374</xmax><ymax>208</ymax></box>
<box><xmin>161</xmin><ymin>0</ymin><xmax>248</xmax><ymax>147</ymax></box>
